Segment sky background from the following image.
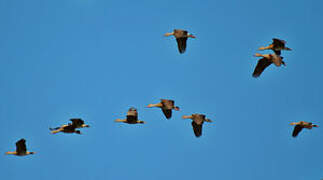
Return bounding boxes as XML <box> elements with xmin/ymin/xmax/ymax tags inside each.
<box><xmin>1</xmin><ymin>0</ymin><xmax>323</xmax><ymax>179</ymax></box>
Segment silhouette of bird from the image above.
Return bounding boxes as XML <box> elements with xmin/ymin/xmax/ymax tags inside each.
<box><xmin>147</xmin><ymin>99</ymin><xmax>180</xmax><ymax>119</ymax></box>
<box><xmin>290</xmin><ymin>121</ymin><xmax>318</xmax><ymax>137</ymax></box>
<box><xmin>115</xmin><ymin>107</ymin><xmax>145</xmax><ymax>124</ymax></box>
<box><xmin>182</xmin><ymin>114</ymin><xmax>212</xmax><ymax>137</ymax></box>
<box><xmin>252</xmin><ymin>53</ymin><xmax>285</xmax><ymax>78</ymax></box>
<box><xmin>258</xmin><ymin>38</ymin><xmax>291</xmax><ymax>55</ymax></box>
<box><xmin>164</xmin><ymin>29</ymin><xmax>196</xmax><ymax>54</ymax></box>
<box><xmin>5</xmin><ymin>139</ymin><xmax>35</xmax><ymax>156</ymax></box>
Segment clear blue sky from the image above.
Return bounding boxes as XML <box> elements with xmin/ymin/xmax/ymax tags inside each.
<box><xmin>1</xmin><ymin>0</ymin><xmax>323</xmax><ymax>179</ymax></box>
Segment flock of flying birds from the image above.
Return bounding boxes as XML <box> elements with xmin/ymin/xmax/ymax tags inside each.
<box><xmin>5</xmin><ymin>29</ymin><xmax>319</xmax><ymax>157</ymax></box>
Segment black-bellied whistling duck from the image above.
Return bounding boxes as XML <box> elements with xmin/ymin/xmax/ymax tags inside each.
<box><xmin>258</xmin><ymin>38</ymin><xmax>292</xmax><ymax>55</ymax></box>
<box><xmin>115</xmin><ymin>107</ymin><xmax>145</xmax><ymax>124</ymax></box>
<box><xmin>5</xmin><ymin>139</ymin><xmax>35</xmax><ymax>156</ymax></box>
<box><xmin>164</xmin><ymin>29</ymin><xmax>196</xmax><ymax>54</ymax></box>
<box><xmin>182</xmin><ymin>114</ymin><xmax>212</xmax><ymax>137</ymax></box>
<box><xmin>252</xmin><ymin>53</ymin><xmax>285</xmax><ymax>78</ymax></box>
<box><xmin>290</xmin><ymin>121</ymin><xmax>318</xmax><ymax>137</ymax></box>
<box><xmin>147</xmin><ymin>99</ymin><xmax>180</xmax><ymax>119</ymax></box>
<box><xmin>49</xmin><ymin>124</ymin><xmax>82</xmax><ymax>134</ymax></box>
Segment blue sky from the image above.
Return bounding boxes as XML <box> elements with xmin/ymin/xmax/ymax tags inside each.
<box><xmin>1</xmin><ymin>0</ymin><xmax>323</xmax><ymax>179</ymax></box>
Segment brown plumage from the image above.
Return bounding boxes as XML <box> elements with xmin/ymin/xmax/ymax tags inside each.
<box><xmin>147</xmin><ymin>99</ymin><xmax>180</xmax><ymax>119</ymax></box>
<box><xmin>5</xmin><ymin>139</ymin><xmax>35</xmax><ymax>156</ymax></box>
<box><xmin>49</xmin><ymin>124</ymin><xmax>82</xmax><ymax>134</ymax></box>
<box><xmin>252</xmin><ymin>53</ymin><xmax>285</xmax><ymax>78</ymax></box>
<box><xmin>115</xmin><ymin>107</ymin><xmax>145</xmax><ymax>124</ymax></box>
<box><xmin>164</xmin><ymin>29</ymin><xmax>196</xmax><ymax>54</ymax></box>
<box><xmin>290</xmin><ymin>121</ymin><xmax>318</xmax><ymax>137</ymax></box>
<box><xmin>258</xmin><ymin>38</ymin><xmax>292</xmax><ymax>55</ymax></box>
<box><xmin>182</xmin><ymin>114</ymin><xmax>212</xmax><ymax>137</ymax></box>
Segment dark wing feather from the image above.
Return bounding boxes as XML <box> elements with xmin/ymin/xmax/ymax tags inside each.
<box><xmin>16</xmin><ymin>139</ymin><xmax>27</xmax><ymax>153</ymax></box>
<box><xmin>274</xmin><ymin>50</ymin><xmax>281</xmax><ymax>55</ymax></box>
<box><xmin>162</xmin><ymin>109</ymin><xmax>172</xmax><ymax>119</ymax></box>
<box><xmin>71</xmin><ymin>118</ymin><xmax>84</xmax><ymax>126</ymax></box>
<box><xmin>292</xmin><ymin>125</ymin><xmax>303</xmax><ymax>137</ymax></box>
<box><xmin>273</xmin><ymin>38</ymin><xmax>285</xmax><ymax>46</ymax></box>
<box><xmin>176</xmin><ymin>37</ymin><xmax>187</xmax><ymax>54</ymax></box>
<box><xmin>252</xmin><ymin>58</ymin><xmax>272</xmax><ymax>78</ymax></box>
<box><xmin>191</xmin><ymin>121</ymin><xmax>202</xmax><ymax>137</ymax></box>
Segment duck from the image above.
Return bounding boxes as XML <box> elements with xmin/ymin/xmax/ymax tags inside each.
<box><xmin>164</xmin><ymin>29</ymin><xmax>196</xmax><ymax>54</ymax></box>
<box><xmin>6</xmin><ymin>139</ymin><xmax>35</xmax><ymax>156</ymax></box>
<box><xmin>49</xmin><ymin>124</ymin><xmax>82</xmax><ymax>134</ymax></box>
<box><xmin>115</xmin><ymin>107</ymin><xmax>145</xmax><ymax>124</ymax></box>
<box><xmin>252</xmin><ymin>53</ymin><xmax>285</xmax><ymax>78</ymax></box>
<box><xmin>258</xmin><ymin>38</ymin><xmax>292</xmax><ymax>55</ymax></box>
<box><xmin>147</xmin><ymin>99</ymin><xmax>180</xmax><ymax>119</ymax></box>
<box><xmin>290</xmin><ymin>121</ymin><xmax>318</xmax><ymax>137</ymax></box>
<box><xmin>182</xmin><ymin>114</ymin><xmax>212</xmax><ymax>137</ymax></box>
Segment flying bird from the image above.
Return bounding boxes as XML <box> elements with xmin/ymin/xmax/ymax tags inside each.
<box><xmin>290</xmin><ymin>121</ymin><xmax>318</xmax><ymax>137</ymax></box>
<box><xmin>182</xmin><ymin>114</ymin><xmax>212</xmax><ymax>137</ymax></box>
<box><xmin>252</xmin><ymin>53</ymin><xmax>285</xmax><ymax>78</ymax></box>
<box><xmin>49</xmin><ymin>124</ymin><xmax>82</xmax><ymax>134</ymax></box>
<box><xmin>49</xmin><ymin>118</ymin><xmax>90</xmax><ymax>134</ymax></box>
<box><xmin>115</xmin><ymin>107</ymin><xmax>145</xmax><ymax>124</ymax></box>
<box><xmin>164</xmin><ymin>29</ymin><xmax>196</xmax><ymax>54</ymax></box>
<box><xmin>5</xmin><ymin>139</ymin><xmax>35</xmax><ymax>156</ymax></box>
<box><xmin>258</xmin><ymin>38</ymin><xmax>292</xmax><ymax>55</ymax></box>
<box><xmin>147</xmin><ymin>99</ymin><xmax>180</xmax><ymax>119</ymax></box>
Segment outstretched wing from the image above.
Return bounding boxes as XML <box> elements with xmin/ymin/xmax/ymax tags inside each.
<box><xmin>162</xmin><ymin>109</ymin><xmax>172</xmax><ymax>119</ymax></box>
<box><xmin>292</xmin><ymin>125</ymin><xmax>303</xmax><ymax>137</ymax></box>
<box><xmin>191</xmin><ymin>121</ymin><xmax>202</xmax><ymax>137</ymax></box>
<box><xmin>176</xmin><ymin>37</ymin><xmax>188</xmax><ymax>54</ymax></box>
<box><xmin>252</xmin><ymin>58</ymin><xmax>272</xmax><ymax>78</ymax></box>
<box><xmin>273</xmin><ymin>38</ymin><xmax>286</xmax><ymax>46</ymax></box>
<box><xmin>16</xmin><ymin>139</ymin><xmax>27</xmax><ymax>153</ymax></box>
<box><xmin>70</xmin><ymin>118</ymin><xmax>84</xmax><ymax>126</ymax></box>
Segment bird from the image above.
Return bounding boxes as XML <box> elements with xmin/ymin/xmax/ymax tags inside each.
<box><xmin>49</xmin><ymin>118</ymin><xmax>90</xmax><ymax>134</ymax></box>
<box><xmin>147</xmin><ymin>99</ymin><xmax>180</xmax><ymax>119</ymax></box>
<box><xmin>115</xmin><ymin>107</ymin><xmax>145</xmax><ymax>124</ymax></box>
<box><xmin>258</xmin><ymin>38</ymin><xmax>292</xmax><ymax>55</ymax></box>
<box><xmin>49</xmin><ymin>124</ymin><xmax>82</xmax><ymax>134</ymax></box>
<box><xmin>182</xmin><ymin>114</ymin><xmax>212</xmax><ymax>137</ymax></box>
<box><xmin>252</xmin><ymin>53</ymin><xmax>285</xmax><ymax>78</ymax></box>
<box><xmin>70</xmin><ymin>118</ymin><xmax>90</xmax><ymax>128</ymax></box>
<box><xmin>164</xmin><ymin>29</ymin><xmax>196</xmax><ymax>54</ymax></box>
<box><xmin>290</xmin><ymin>121</ymin><xmax>318</xmax><ymax>137</ymax></box>
<box><xmin>5</xmin><ymin>138</ymin><xmax>35</xmax><ymax>156</ymax></box>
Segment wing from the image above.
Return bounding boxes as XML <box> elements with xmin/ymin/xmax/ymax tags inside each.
<box><xmin>176</xmin><ymin>37</ymin><xmax>188</xmax><ymax>54</ymax></box>
<box><xmin>252</xmin><ymin>58</ymin><xmax>272</xmax><ymax>78</ymax></box>
<box><xmin>71</xmin><ymin>118</ymin><xmax>84</xmax><ymax>126</ymax></box>
<box><xmin>273</xmin><ymin>38</ymin><xmax>286</xmax><ymax>46</ymax></box>
<box><xmin>274</xmin><ymin>50</ymin><xmax>281</xmax><ymax>55</ymax></box>
<box><xmin>292</xmin><ymin>125</ymin><xmax>303</xmax><ymax>137</ymax></box>
<box><xmin>16</xmin><ymin>139</ymin><xmax>27</xmax><ymax>153</ymax></box>
<box><xmin>162</xmin><ymin>109</ymin><xmax>172</xmax><ymax>119</ymax></box>
<box><xmin>191</xmin><ymin>121</ymin><xmax>202</xmax><ymax>137</ymax></box>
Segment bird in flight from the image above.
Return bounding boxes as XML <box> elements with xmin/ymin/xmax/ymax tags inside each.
<box><xmin>5</xmin><ymin>138</ymin><xmax>35</xmax><ymax>156</ymax></box>
<box><xmin>115</xmin><ymin>107</ymin><xmax>145</xmax><ymax>124</ymax></box>
<box><xmin>182</xmin><ymin>114</ymin><xmax>212</xmax><ymax>137</ymax></box>
<box><xmin>290</xmin><ymin>121</ymin><xmax>318</xmax><ymax>137</ymax></box>
<box><xmin>147</xmin><ymin>99</ymin><xmax>180</xmax><ymax>119</ymax></box>
<box><xmin>164</xmin><ymin>29</ymin><xmax>196</xmax><ymax>54</ymax></box>
<box><xmin>252</xmin><ymin>53</ymin><xmax>285</xmax><ymax>78</ymax></box>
